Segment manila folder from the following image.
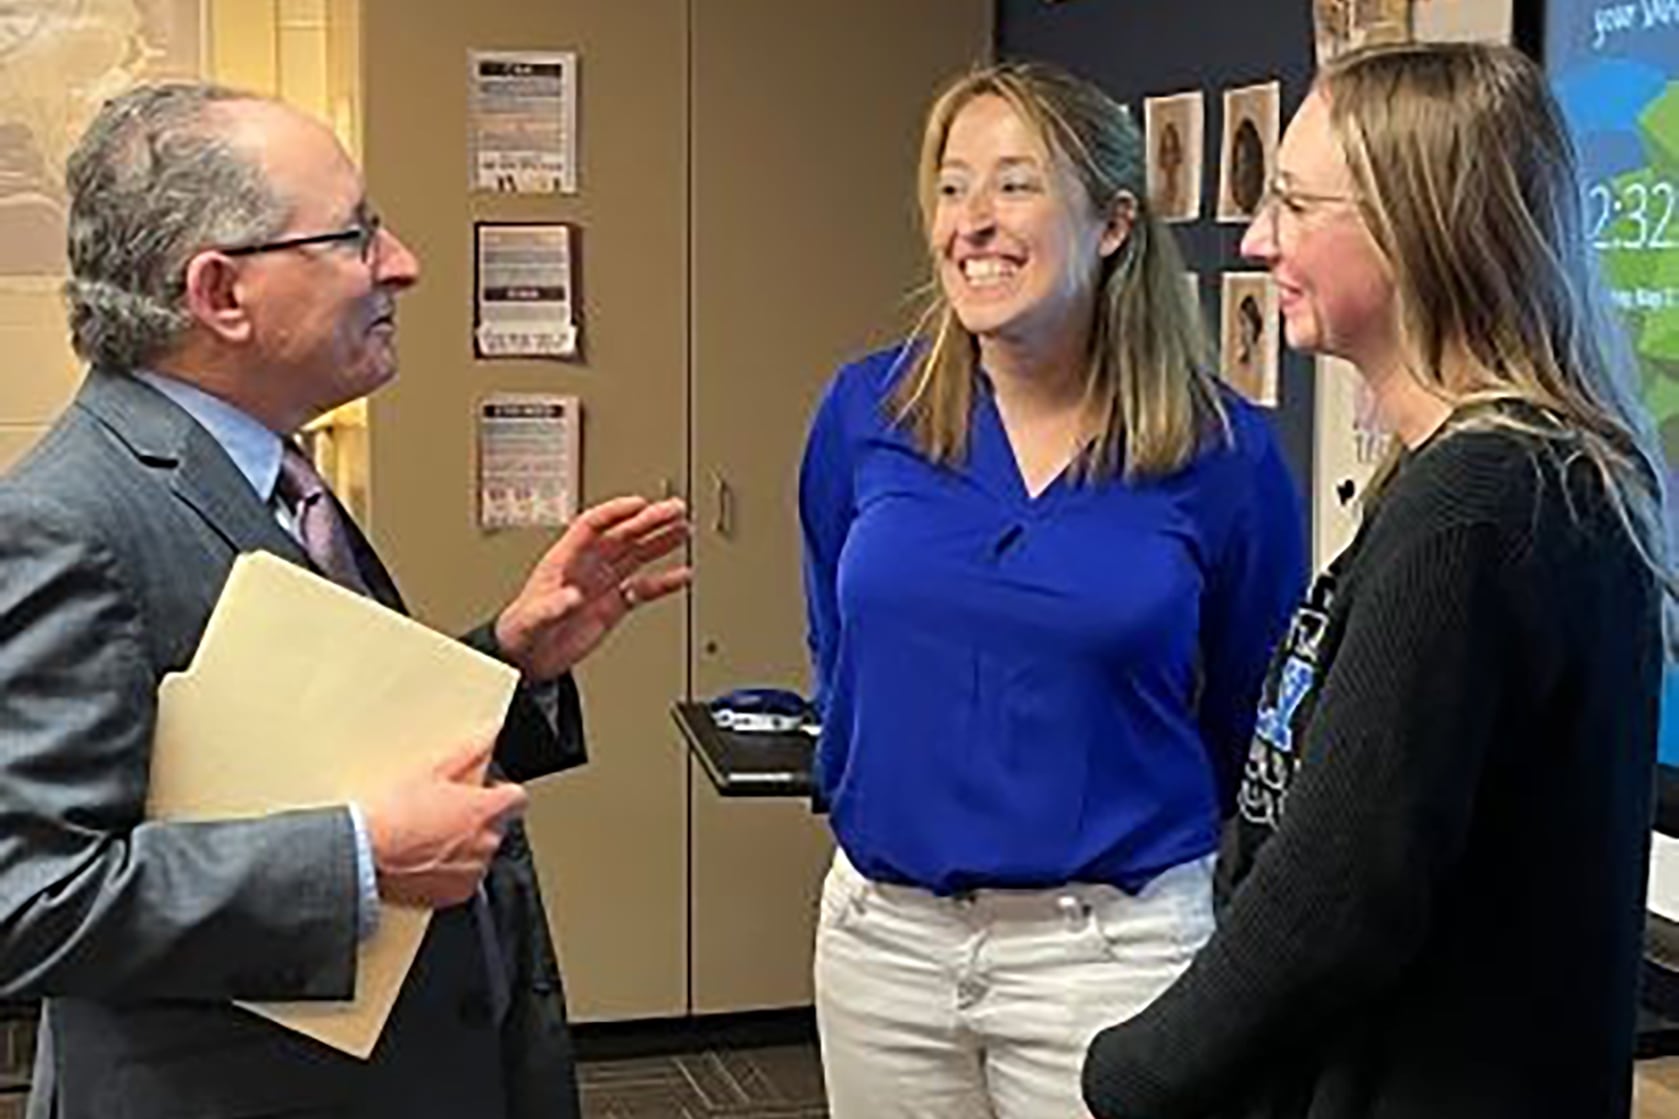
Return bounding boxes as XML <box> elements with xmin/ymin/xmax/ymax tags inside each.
<box><xmin>145</xmin><ymin>550</ymin><xmax>520</xmax><ymax>1059</ymax></box>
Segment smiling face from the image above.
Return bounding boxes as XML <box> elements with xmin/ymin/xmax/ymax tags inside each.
<box><xmin>1239</xmin><ymin>91</ymin><xmax>1395</xmax><ymax>369</ymax></box>
<box><xmin>930</xmin><ymin>94</ymin><xmax>1127</xmax><ymax>361</ymax></box>
<box><xmin>223</xmin><ymin>101</ymin><xmax>420</xmax><ymax>427</ymax></box>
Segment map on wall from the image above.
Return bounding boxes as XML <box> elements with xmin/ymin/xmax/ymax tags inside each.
<box><xmin>0</xmin><ymin>0</ymin><xmax>202</xmax><ymax>277</ymax></box>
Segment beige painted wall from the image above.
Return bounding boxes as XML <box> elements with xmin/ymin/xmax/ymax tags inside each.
<box><xmin>360</xmin><ymin>0</ymin><xmax>987</xmax><ymax>1020</ymax></box>
<box><xmin>0</xmin><ymin>0</ymin><xmax>989</xmax><ymax>1022</ymax></box>
<box><xmin>361</xmin><ymin>0</ymin><xmax>692</xmax><ymax>1019</ymax></box>
<box><xmin>686</xmin><ymin>0</ymin><xmax>990</xmax><ymax>1013</ymax></box>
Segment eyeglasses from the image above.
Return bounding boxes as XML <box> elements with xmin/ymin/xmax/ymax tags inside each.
<box><xmin>219</xmin><ymin>210</ymin><xmax>383</xmax><ymax>263</ymax></box>
<box><xmin>1254</xmin><ymin>176</ymin><xmax>1358</xmax><ymax>242</ymax></box>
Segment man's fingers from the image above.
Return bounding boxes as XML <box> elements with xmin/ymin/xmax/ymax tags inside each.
<box><xmin>625</xmin><ymin>521</ymin><xmax>690</xmax><ymax>568</ymax></box>
<box><xmin>539</xmin><ymin>496</ymin><xmax>654</xmax><ymax>568</ymax></box>
<box><xmin>542</xmin><ymin>495</ymin><xmax>680</xmax><ymax>578</ymax></box>
<box><xmin>592</xmin><ymin>498</ymin><xmax>689</xmax><ymax>563</ymax></box>
<box><xmin>572</xmin><ymin>495</ymin><xmax>657</xmax><ymax>542</ymax></box>
<box><xmin>435</xmin><ymin>733</ymin><xmax>498</xmax><ymax>781</ymax></box>
<box><xmin>622</xmin><ymin>566</ymin><xmax>692</xmax><ymax>609</ymax></box>
<box><xmin>480</xmin><ymin>779</ymin><xmax>529</xmax><ymax>825</ymax></box>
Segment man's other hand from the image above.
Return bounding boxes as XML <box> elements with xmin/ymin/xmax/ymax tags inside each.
<box><xmin>362</xmin><ymin>735</ymin><xmax>528</xmax><ymax>908</ymax></box>
<box><xmin>493</xmin><ymin>495</ymin><xmax>691</xmax><ymax>680</ymax></box>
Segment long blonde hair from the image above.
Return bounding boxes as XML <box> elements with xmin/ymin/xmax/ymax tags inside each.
<box><xmin>1322</xmin><ymin>42</ymin><xmax>1676</xmax><ymax>614</ymax></box>
<box><xmin>891</xmin><ymin>61</ymin><xmax>1224</xmax><ymax>480</ymax></box>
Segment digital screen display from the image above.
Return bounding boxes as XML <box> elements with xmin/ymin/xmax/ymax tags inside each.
<box><xmin>1547</xmin><ymin>3</ymin><xmax>1679</xmax><ymax>770</ymax></box>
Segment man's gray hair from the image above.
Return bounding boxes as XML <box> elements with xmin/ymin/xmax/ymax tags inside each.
<box><xmin>63</xmin><ymin>82</ymin><xmax>290</xmax><ymax>370</ymax></box>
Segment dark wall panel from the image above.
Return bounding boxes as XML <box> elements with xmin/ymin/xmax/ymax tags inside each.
<box><xmin>996</xmin><ymin>0</ymin><xmax>1317</xmax><ymax>522</ymax></box>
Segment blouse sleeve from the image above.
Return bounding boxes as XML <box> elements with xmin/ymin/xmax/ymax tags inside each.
<box><xmin>798</xmin><ymin>371</ymin><xmax>857</xmax><ymax>719</ymax></box>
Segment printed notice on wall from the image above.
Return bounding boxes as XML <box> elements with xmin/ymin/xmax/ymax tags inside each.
<box><xmin>468</xmin><ymin>49</ymin><xmax>577</xmax><ymax>194</ymax></box>
<box><xmin>478</xmin><ymin>394</ymin><xmax>581</xmax><ymax>530</ymax></box>
<box><xmin>1312</xmin><ymin>355</ymin><xmax>1393</xmax><ymax>570</ymax></box>
<box><xmin>474</xmin><ymin>222</ymin><xmax>578</xmax><ymax>359</ymax></box>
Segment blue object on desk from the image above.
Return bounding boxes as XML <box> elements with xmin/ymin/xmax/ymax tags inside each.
<box><xmin>709</xmin><ymin>688</ymin><xmax>816</xmax><ymax>734</ymax></box>
<box><xmin>709</xmin><ymin>688</ymin><xmax>811</xmax><ymax>717</ymax></box>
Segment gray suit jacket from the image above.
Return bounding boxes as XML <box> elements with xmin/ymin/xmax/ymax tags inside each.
<box><xmin>0</xmin><ymin>369</ymin><xmax>582</xmax><ymax>1119</ymax></box>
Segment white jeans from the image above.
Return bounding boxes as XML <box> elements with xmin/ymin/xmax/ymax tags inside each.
<box><xmin>814</xmin><ymin>848</ymin><xmax>1214</xmax><ymax>1119</ymax></box>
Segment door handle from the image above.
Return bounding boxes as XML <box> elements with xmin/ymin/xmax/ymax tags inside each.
<box><xmin>712</xmin><ymin>471</ymin><xmax>734</xmax><ymax>539</ymax></box>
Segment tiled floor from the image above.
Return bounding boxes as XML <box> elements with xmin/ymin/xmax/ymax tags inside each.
<box><xmin>0</xmin><ymin>1042</ymin><xmax>1677</xmax><ymax>1116</ymax></box>
<box><xmin>579</xmin><ymin>1042</ymin><xmax>828</xmax><ymax>1118</ymax></box>
<box><xmin>579</xmin><ymin>1047</ymin><xmax>1679</xmax><ymax>1119</ymax></box>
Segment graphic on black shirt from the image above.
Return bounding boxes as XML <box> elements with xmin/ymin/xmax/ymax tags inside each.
<box><xmin>1238</xmin><ymin>571</ymin><xmax>1335</xmax><ymax>830</ymax></box>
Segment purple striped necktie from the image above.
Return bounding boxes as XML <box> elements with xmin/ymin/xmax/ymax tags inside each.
<box><xmin>275</xmin><ymin>443</ymin><xmax>369</xmax><ymax>595</ymax></box>
<box><xmin>274</xmin><ymin>441</ymin><xmax>511</xmax><ymax>1024</ymax></box>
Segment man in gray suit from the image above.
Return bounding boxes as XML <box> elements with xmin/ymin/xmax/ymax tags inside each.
<box><xmin>0</xmin><ymin>83</ymin><xmax>689</xmax><ymax>1118</ymax></box>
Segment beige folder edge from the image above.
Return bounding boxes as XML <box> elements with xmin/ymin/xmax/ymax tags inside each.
<box><xmin>145</xmin><ymin>551</ymin><xmax>520</xmax><ymax>1059</ymax></box>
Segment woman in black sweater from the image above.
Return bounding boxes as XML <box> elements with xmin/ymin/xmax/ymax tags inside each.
<box><xmin>1082</xmin><ymin>42</ymin><xmax>1673</xmax><ymax>1119</ymax></box>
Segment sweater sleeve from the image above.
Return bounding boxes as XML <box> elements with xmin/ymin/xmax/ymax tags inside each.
<box><xmin>1084</xmin><ymin>519</ymin><xmax>1516</xmax><ymax>1118</ymax></box>
<box><xmin>1196</xmin><ymin>419</ymin><xmax>1306</xmax><ymax>810</ymax></box>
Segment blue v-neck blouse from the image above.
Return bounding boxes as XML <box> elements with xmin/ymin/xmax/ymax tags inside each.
<box><xmin>799</xmin><ymin>346</ymin><xmax>1305</xmax><ymax>895</ymax></box>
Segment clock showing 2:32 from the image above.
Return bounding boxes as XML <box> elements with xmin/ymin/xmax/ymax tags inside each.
<box><xmin>1587</xmin><ymin>176</ymin><xmax>1679</xmax><ymax>251</ymax></box>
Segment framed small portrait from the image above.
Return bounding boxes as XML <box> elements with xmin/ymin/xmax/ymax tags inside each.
<box><xmin>1411</xmin><ymin>0</ymin><xmax>1512</xmax><ymax>43</ymax></box>
<box><xmin>1315</xmin><ymin>0</ymin><xmax>1352</xmax><ymax>64</ymax></box>
<box><xmin>1218</xmin><ymin>81</ymin><xmax>1280</xmax><ymax>224</ymax></box>
<box><xmin>1220</xmin><ymin>272</ymin><xmax>1280</xmax><ymax>408</ymax></box>
<box><xmin>1144</xmin><ymin>91</ymin><xmax>1204</xmax><ymax>223</ymax></box>
<box><xmin>1349</xmin><ymin>0</ymin><xmax>1413</xmax><ymax>49</ymax></box>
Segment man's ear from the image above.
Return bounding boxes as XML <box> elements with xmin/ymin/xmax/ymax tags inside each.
<box><xmin>1099</xmin><ymin>191</ymin><xmax>1138</xmax><ymax>258</ymax></box>
<box><xmin>181</xmin><ymin>251</ymin><xmax>254</xmax><ymax>344</ymax></box>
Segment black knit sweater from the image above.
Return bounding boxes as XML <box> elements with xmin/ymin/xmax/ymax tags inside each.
<box><xmin>1083</xmin><ymin>423</ymin><xmax>1662</xmax><ymax>1119</ymax></box>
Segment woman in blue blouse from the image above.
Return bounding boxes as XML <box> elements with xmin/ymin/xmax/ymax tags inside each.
<box><xmin>800</xmin><ymin>61</ymin><xmax>1305</xmax><ymax>1118</ymax></box>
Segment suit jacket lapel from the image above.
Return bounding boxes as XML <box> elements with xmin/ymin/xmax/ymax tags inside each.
<box><xmin>335</xmin><ymin>496</ymin><xmax>408</xmax><ymax>615</ymax></box>
<box><xmin>76</xmin><ymin>368</ymin><xmax>412</xmax><ymax>616</ymax></box>
<box><xmin>74</xmin><ymin>367</ymin><xmax>312</xmax><ymax>568</ymax></box>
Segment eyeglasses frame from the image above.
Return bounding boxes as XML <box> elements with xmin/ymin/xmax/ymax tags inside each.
<box><xmin>218</xmin><ymin>211</ymin><xmax>383</xmax><ymax>263</ymax></box>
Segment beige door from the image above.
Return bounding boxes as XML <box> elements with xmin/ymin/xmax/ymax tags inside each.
<box><xmin>362</xmin><ymin>0</ymin><xmax>990</xmax><ymax>1021</ymax></box>
<box><xmin>687</xmin><ymin>0</ymin><xmax>991</xmax><ymax>1012</ymax></box>
<box><xmin>361</xmin><ymin>0</ymin><xmax>692</xmax><ymax>1020</ymax></box>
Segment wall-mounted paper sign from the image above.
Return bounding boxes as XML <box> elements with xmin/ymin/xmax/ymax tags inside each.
<box><xmin>474</xmin><ymin>222</ymin><xmax>579</xmax><ymax>360</ymax></box>
<box><xmin>1312</xmin><ymin>355</ymin><xmax>1393</xmax><ymax>570</ymax></box>
<box><xmin>469</xmin><ymin>49</ymin><xmax>578</xmax><ymax>194</ymax></box>
<box><xmin>478</xmin><ymin>394</ymin><xmax>581</xmax><ymax>530</ymax></box>
<box><xmin>1317</xmin><ymin>0</ymin><xmax>1416</xmax><ymax>63</ymax></box>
